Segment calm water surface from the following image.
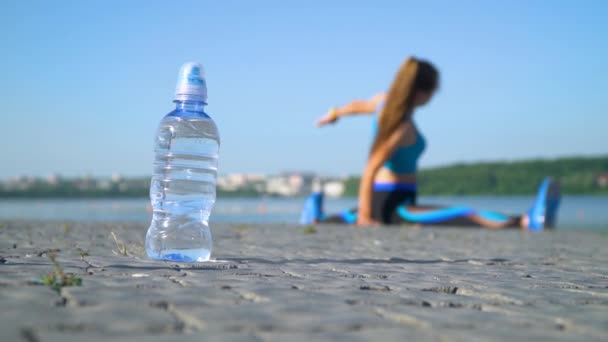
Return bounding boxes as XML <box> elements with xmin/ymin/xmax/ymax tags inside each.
<box><xmin>0</xmin><ymin>196</ymin><xmax>606</xmax><ymax>231</ymax></box>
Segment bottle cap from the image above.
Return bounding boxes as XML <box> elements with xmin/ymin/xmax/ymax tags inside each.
<box><xmin>174</xmin><ymin>62</ymin><xmax>207</xmax><ymax>103</ymax></box>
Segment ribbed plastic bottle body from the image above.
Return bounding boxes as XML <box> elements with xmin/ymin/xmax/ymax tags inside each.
<box><xmin>146</xmin><ymin>103</ymin><xmax>219</xmax><ymax>262</ymax></box>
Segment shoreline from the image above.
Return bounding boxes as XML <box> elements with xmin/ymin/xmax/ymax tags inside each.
<box><xmin>2</xmin><ymin>197</ymin><xmax>608</xmax><ymax>233</ymax></box>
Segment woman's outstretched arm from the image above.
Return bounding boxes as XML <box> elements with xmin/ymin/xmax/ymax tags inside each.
<box><xmin>316</xmin><ymin>93</ymin><xmax>386</xmax><ymax>127</ymax></box>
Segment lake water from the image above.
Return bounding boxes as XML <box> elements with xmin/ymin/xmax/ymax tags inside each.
<box><xmin>0</xmin><ymin>196</ymin><xmax>607</xmax><ymax>231</ymax></box>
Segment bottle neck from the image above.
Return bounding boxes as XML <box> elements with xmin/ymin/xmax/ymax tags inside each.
<box><xmin>174</xmin><ymin>100</ymin><xmax>206</xmax><ymax>113</ymax></box>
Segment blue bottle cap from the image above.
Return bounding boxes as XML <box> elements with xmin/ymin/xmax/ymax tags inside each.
<box><xmin>174</xmin><ymin>62</ymin><xmax>207</xmax><ymax>103</ymax></box>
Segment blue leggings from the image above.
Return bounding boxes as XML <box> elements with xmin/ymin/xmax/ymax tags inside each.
<box><xmin>324</xmin><ymin>187</ymin><xmax>519</xmax><ymax>226</ymax></box>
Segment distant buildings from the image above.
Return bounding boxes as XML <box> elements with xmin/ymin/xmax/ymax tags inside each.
<box><xmin>3</xmin><ymin>175</ymin><xmax>36</xmax><ymax>191</ymax></box>
<box><xmin>264</xmin><ymin>172</ymin><xmax>316</xmax><ymax>196</ymax></box>
<box><xmin>0</xmin><ymin>172</ymin><xmax>349</xmax><ymax>198</ymax></box>
<box><xmin>46</xmin><ymin>173</ymin><xmax>61</xmax><ymax>185</ymax></box>
<box><xmin>596</xmin><ymin>173</ymin><xmax>608</xmax><ymax>188</ymax></box>
<box><xmin>322</xmin><ymin>181</ymin><xmax>346</xmax><ymax>198</ymax></box>
<box><xmin>217</xmin><ymin>172</ymin><xmax>346</xmax><ymax>197</ymax></box>
<box><xmin>217</xmin><ymin>173</ymin><xmax>265</xmax><ymax>191</ymax></box>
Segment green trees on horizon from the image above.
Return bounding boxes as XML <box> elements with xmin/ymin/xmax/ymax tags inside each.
<box><xmin>343</xmin><ymin>156</ymin><xmax>608</xmax><ymax>196</ymax></box>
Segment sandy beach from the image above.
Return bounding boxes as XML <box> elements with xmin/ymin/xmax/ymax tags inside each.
<box><xmin>1</xmin><ymin>220</ymin><xmax>607</xmax><ymax>341</ymax></box>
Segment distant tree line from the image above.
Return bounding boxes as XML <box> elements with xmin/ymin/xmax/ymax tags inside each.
<box><xmin>0</xmin><ymin>178</ymin><xmax>268</xmax><ymax>199</ymax></box>
<box><xmin>0</xmin><ymin>179</ymin><xmax>148</xmax><ymax>198</ymax></box>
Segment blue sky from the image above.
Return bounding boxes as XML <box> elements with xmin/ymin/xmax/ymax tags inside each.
<box><xmin>1</xmin><ymin>0</ymin><xmax>607</xmax><ymax>178</ymax></box>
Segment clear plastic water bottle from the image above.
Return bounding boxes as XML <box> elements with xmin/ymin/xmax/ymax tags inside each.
<box><xmin>146</xmin><ymin>62</ymin><xmax>220</xmax><ymax>262</ymax></box>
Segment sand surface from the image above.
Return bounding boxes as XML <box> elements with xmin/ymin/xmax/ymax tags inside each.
<box><xmin>1</xmin><ymin>220</ymin><xmax>607</xmax><ymax>341</ymax></box>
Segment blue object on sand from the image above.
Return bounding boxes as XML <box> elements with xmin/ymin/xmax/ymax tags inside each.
<box><xmin>341</xmin><ymin>209</ymin><xmax>357</xmax><ymax>224</ymax></box>
<box><xmin>527</xmin><ymin>177</ymin><xmax>561</xmax><ymax>231</ymax></box>
<box><xmin>300</xmin><ymin>192</ymin><xmax>325</xmax><ymax>224</ymax></box>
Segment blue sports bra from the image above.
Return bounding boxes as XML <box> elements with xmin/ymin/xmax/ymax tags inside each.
<box><xmin>371</xmin><ymin>113</ymin><xmax>426</xmax><ymax>174</ymax></box>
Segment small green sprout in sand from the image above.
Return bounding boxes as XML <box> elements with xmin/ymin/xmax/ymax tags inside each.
<box><xmin>233</xmin><ymin>224</ymin><xmax>250</xmax><ymax>239</ymax></box>
<box><xmin>111</xmin><ymin>231</ymin><xmax>128</xmax><ymax>256</ymax></box>
<box><xmin>40</xmin><ymin>251</ymin><xmax>82</xmax><ymax>293</ymax></box>
<box><xmin>232</xmin><ymin>224</ymin><xmax>249</xmax><ymax>233</ymax></box>
<box><xmin>303</xmin><ymin>225</ymin><xmax>317</xmax><ymax>234</ymax></box>
<box><xmin>62</xmin><ymin>223</ymin><xmax>72</xmax><ymax>234</ymax></box>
